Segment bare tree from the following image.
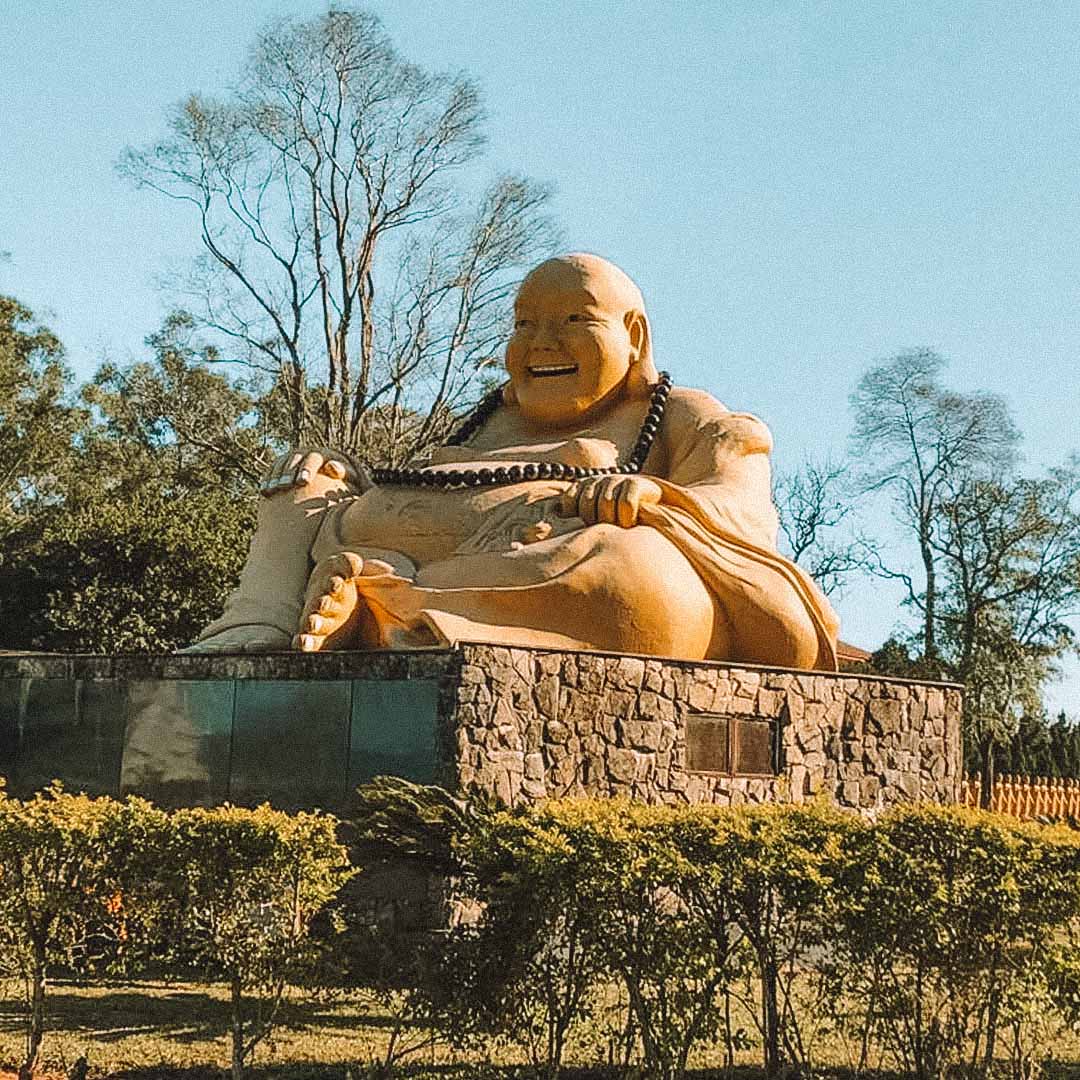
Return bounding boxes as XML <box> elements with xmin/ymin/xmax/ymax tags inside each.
<box><xmin>119</xmin><ymin>8</ymin><xmax>558</xmax><ymax>460</ymax></box>
<box><xmin>849</xmin><ymin>349</ymin><xmax>1018</xmax><ymax>662</ymax></box>
<box><xmin>773</xmin><ymin>457</ymin><xmax>869</xmax><ymax>596</ymax></box>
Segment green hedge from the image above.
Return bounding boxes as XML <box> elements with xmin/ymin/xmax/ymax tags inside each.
<box><xmin>4</xmin><ymin>778</ymin><xmax>1080</xmax><ymax>1080</ymax></box>
<box><xmin>349</xmin><ymin>783</ymin><xmax>1080</xmax><ymax>1080</ymax></box>
<box><xmin>0</xmin><ymin>782</ymin><xmax>351</xmax><ymax>1080</ymax></box>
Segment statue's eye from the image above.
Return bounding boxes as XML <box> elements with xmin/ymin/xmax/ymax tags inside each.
<box><xmin>514</xmin><ymin>319</ymin><xmax>534</xmax><ymax>330</ymax></box>
<box><xmin>566</xmin><ymin>313</ymin><xmax>585</xmax><ymax>323</ymax></box>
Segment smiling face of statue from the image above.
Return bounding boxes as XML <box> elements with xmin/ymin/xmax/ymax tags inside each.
<box><xmin>505</xmin><ymin>254</ymin><xmax>648</xmax><ymax>427</ymax></box>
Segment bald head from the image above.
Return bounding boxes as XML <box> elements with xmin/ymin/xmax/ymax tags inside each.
<box><xmin>524</xmin><ymin>252</ymin><xmax>646</xmax><ymax>311</ymax></box>
<box><xmin>505</xmin><ymin>253</ymin><xmax>658</xmax><ymax>425</ymax></box>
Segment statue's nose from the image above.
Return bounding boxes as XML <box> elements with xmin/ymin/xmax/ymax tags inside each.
<box><xmin>531</xmin><ymin>320</ymin><xmax>559</xmax><ymax>350</ymax></box>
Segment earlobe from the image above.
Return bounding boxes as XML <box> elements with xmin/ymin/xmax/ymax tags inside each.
<box><xmin>625</xmin><ymin>309</ymin><xmax>646</xmax><ymax>362</ymax></box>
<box><xmin>624</xmin><ymin>309</ymin><xmax>658</xmax><ymax>398</ymax></box>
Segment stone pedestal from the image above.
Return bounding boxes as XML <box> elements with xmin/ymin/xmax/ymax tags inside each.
<box><xmin>0</xmin><ymin>645</ymin><xmax>962</xmax><ymax>813</ymax></box>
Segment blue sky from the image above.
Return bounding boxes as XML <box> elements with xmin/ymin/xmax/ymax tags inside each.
<box><xmin>2</xmin><ymin>1</ymin><xmax>1078</xmax><ymax>710</ymax></box>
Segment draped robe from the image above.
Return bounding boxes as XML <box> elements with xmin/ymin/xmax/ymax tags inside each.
<box><xmin>309</xmin><ymin>387</ymin><xmax>839</xmax><ymax>670</ymax></box>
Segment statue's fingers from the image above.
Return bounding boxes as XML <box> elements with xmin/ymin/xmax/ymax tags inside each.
<box><xmin>295</xmin><ymin>633</ymin><xmax>324</xmax><ymax>652</ymax></box>
<box><xmin>296</xmin><ymin>451</ymin><xmax>328</xmax><ymax>487</ymax></box>
<box><xmin>578</xmin><ymin>479</ymin><xmax>603</xmax><ymax>525</ymax></box>
<box><xmin>318</xmin><ymin>451</ymin><xmax>365</xmax><ymax>488</ymax></box>
<box><xmin>259</xmin><ymin>451</ymin><xmax>296</xmax><ymax>495</ymax></box>
<box><xmin>614</xmin><ymin>479</ymin><xmax>639</xmax><ymax>528</ymax></box>
<box><xmin>557</xmin><ymin>485</ymin><xmax>581</xmax><ymax>518</ymax></box>
<box><xmin>596</xmin><ymin>478</ymin><xmax>622</xmax><ymax>525</ymax></box>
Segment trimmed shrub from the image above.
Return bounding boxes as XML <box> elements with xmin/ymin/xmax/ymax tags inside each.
<box><xmin>0</xmin><ymin>782</ymin><xmax>165</xmax><ymax>1079</ymax></box>
<box><xmin>166</xmin><ymin>804</ymin><xmax>352</xmax><ymax>1080</ymax></box>
<box><xmin>828</xmin><ymin>804</ymin><xmax>1080</xmax><ymax>1080</ymax></box>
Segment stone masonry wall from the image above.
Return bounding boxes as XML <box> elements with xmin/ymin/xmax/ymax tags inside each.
<box><xmin>451</xmin><ymin>645</ymin><xmax>963</xmax><ymax>814</ymax></box>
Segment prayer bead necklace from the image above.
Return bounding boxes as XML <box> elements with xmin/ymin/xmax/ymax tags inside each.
<box><xmin>371</xmin><ymin>371</ymin><xmax>673</xmax><ymax>489</ymax></box>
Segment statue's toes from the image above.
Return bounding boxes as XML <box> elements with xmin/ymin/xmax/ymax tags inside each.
<box><xmin>315</xmin><ymin>594</ymin><xmax>339</xmax><ymax>615</ymax></box>
<box><xmin>303</xmin><ymin>613</ymin><xmax>334</xmax><ymax>635</ymax></box>
<box><xmin>294</xmin><ymin>633</ymin><xmax>325</xmax><ymax>652</ymax></box>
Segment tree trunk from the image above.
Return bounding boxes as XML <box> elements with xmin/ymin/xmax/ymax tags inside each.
<box><xmin>230</xmin><ymin>976</ymin><xmax>245</xmax><ymax>1080</ymax></box>
<box><xmin>19</xmin><ymin>945</ymin><xmax>47</xmax><ymax>1080</ymax></box>
<box><xmin>980</xmin><ymin>740</ymin><xmax>995</xmax><ymax>809</ymax></box>
<box><xmin>761</xmin><ymin>953</ymin><xmax>782</xmax><ymax>1077</ymax></box>
<box><xmin>921</xmin><ymin>535</ymin><xmax>937</xmax><ymax>663</ymax></box>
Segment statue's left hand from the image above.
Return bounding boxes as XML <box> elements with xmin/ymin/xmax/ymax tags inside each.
<box><xmin>559</xmin><ymin>475</ymin><xmax>662</xmax><ymax>528</ymax></box>
<box><xmin>258</xmin><ymin>448</ymin><xmax>371</xmax><ymax>498</ymax></box>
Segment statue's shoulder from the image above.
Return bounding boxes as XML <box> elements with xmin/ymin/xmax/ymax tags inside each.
<box><xmin>664</xmin><ymin>386</ymin><xmax>772</xmax><ymax>454</ymax></box>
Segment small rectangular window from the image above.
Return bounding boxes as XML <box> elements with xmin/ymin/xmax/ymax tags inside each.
<box><xmin>686</xmin><ymin>714</ymin><xmax>775</xmax><ymax>776</ymax></box>
<box><xmin>731</xmin><ymin>718</ymin><xmax>775</xmax><ymax>775</ymax></box>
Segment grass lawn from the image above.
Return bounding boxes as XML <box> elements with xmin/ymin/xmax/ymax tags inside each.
<box><xmin>4</xmin><ymin>979</ymin><xmax>1080</xmax><ymax>1079</ymax></box>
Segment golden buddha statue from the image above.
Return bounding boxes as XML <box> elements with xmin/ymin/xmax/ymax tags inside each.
<box><xmin>191</xmin><ymin>254</ymin><xmax>839</xmax><ymax>670</ymax></box>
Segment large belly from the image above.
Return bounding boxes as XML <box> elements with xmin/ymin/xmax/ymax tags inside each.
<box><xmin>340</xmin><ymin>475</ymin><xmax>574</xmax><ymax>566</ymax></box>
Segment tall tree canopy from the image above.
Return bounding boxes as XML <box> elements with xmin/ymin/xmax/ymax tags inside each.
<box><xmin>120</xmin><ymin>7</ymin><xmax>558</xmax><ymax>461</ymax></box>
<box><xmin>0</xmin><ymin>296</ymin><xmax>83</xmax><ymax>530</ymax></box>
<box><xmin>849</xmin><ymin>348</ymin><xmax>1018</xmax><ymax>663</ymax></box>
<box><xmin>851</xmin><ymin>351</ymin><xmax>1080</xmax><ymax>794</ymax></box>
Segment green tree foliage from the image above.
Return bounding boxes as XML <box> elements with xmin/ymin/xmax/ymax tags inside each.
<box><xmin>0</xmin><ymin>296</ymin><xmax>84</xmax><ymax>532</ymax></box>
<box><xmin>80</xmin><ymin>311</ymin><xmax>280</xmax><ymax>492</ymax></box>
<box><xmin>932</xmin><ymin>464</ymin><xmax>1080</xmax><ymax>792</ymax></box>
<box><xmin>0</xmin><ymin>487</ymin><xmax>255</xmax><ymax>651</ymax></box>
<box><xmin>0</xmin><ymin>310</ymin><xmax>264</xmax><ymax>652</ymax></box>
<box><xmin>974</xmin><ymin>709</ymin><xmax>1080</xmax><ymax>779</ymax></box>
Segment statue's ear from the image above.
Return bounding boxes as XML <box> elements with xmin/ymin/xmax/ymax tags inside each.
<box><xmin>502</xmin><ymin>380</ymin><xmax>518</xmax><ymax>405</ymax></box>
<box><xmin>624</xmin><ymin>308</ymin><xmax>659</xmax><ymax>398</ymax></box>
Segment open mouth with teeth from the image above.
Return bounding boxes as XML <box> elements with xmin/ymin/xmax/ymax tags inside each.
<box><xmin>528</xmin><ymin>364</ymin><xmax>579</xmax><ymax>378</ymax></box>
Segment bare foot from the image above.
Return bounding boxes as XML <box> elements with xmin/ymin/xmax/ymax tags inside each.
<box><xmin>293</xmin><ymin>552</ymin><xmax>408</xmax><ymax>652</ymax></box>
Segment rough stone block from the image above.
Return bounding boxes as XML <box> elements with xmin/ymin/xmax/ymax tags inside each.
<box><xmin>868</xmin><ymin>698</ymin><xmax>902</xmax><ymax>735</ymax></box>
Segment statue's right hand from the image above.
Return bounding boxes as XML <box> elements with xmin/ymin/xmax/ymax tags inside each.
<box><xmin>259</xmin><ymin>448</ymin><xmax>372</xmax><ymax>498</ymax></box>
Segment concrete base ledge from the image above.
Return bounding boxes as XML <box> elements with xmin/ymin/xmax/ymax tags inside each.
<box><xmin>0</xmin><ymin>644</ymin><xmax>962</xmax><ymax>814</ymax></box>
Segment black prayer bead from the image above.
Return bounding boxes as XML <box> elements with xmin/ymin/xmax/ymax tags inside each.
<box><xmin>368</xmin><ymin>372</ymin><xmax>672</xmax><ymax>489</ymax></box>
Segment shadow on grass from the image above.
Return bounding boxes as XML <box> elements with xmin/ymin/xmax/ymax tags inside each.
<box><xmin>93</xmin><ymin>1067</ymin><xmax>964</xmax><ymax>1080</ymax></box>
<box><xmin>0</xmin><ymin>984</ymin><xmax>398</xmax><ymax>1046</ymax></box>
<box><xmin>100</xmin><ymin>1069</ymin><xmax>800</xmax><ymax>1080</ymax></box>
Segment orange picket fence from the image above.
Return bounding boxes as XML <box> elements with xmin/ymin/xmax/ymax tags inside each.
<box><xmin>960</xmin><ymin>774</ymin><xmax>1080</xmax><ymax>820</ymax></box>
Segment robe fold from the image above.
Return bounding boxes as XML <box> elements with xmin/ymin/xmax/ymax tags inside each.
<box><xmin>318</xmin><ymin>386</ymin><xmax>840</xmax><ymax>670</ymax></box>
